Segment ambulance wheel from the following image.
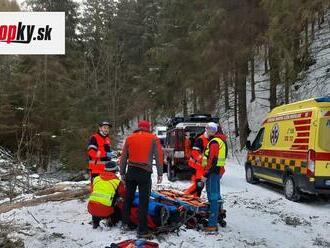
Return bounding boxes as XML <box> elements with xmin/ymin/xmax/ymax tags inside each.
<box><xmin>284</xmin><ymin>176</ymin><xmax>301</xmax><ymax>202</ymax></box>
<box><xmin>245</xmin><ymin>165</ymin><xmax>259</xmax><ymax>184</ymax></box>
<box><xmin>167</xmin><ymin>161</ymin><xmax>176</xmax><ymax>182</ymax></box>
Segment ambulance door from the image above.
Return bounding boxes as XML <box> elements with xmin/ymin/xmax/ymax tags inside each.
<box><xmin>315</xmin><ymin>108</ymin><xmax>330</xmax><ymax>179</ymax></box>
<box><xmin>250</xmin><ymin>128</ymin><xmax>265</xmax><ymax>174</ymax></box>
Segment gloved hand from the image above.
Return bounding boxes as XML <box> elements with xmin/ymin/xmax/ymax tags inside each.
<box><xmin>196</xmin><ymin>180</ymin><xmax>204</xmax><ymax>188</ymax></box>
<box><xmin>219</xmin><ymin>167</ymin><xmax>225</xmax><ymax>179</ymax></box>
<box><xmin>106</xmin><ymin>151</ymin><xmax>113</xmax><ymax>159</ymax></box>
<box><xmin>157</xmin><ymin>175</ymin><xmax>163</xmax><ymax>184</ymax></box>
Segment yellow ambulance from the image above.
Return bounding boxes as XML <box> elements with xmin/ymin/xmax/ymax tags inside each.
<box><xmin>245</xmin><ymin>96</ymin><xmax>330</xmax><ymax>201</ymax></box>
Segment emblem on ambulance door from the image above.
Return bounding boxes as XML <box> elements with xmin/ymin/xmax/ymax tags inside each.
<box><xmin>270</xmin><ymin>123</ymin><xmax>279</xmax><ymax>145</ymax></box>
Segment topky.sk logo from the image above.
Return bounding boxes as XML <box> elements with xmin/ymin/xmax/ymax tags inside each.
<box><xmin>0</xmin><ymin>22</ymin><xmax>52</xmax><ymax>44</ymax></box>
<box><xmin>0</xmin><ymin>12</ymin><xmax>65</xmax><ymax>55</ymax></box>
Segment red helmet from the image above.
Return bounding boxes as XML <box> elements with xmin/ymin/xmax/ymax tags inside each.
<box><xmin>138</xmin><ymin>120</ymin><xmax>151</xmax><ymax>131</ymax></box>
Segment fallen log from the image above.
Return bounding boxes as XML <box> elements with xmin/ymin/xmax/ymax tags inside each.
<box><xmin>34</xmin><ymin>185</ymin><xmax>69</xmax><ymax>196</ymax></box>
<box><xmin>0</xmin><ymin>185</ymin><xmax>90</xmax><ymax>214</ymax></box>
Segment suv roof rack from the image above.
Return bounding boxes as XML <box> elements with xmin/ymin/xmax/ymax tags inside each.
<box><xmin>166</xmin><ymin>114</ymin><xmax>219</xmax><ymax>129</ymax></box>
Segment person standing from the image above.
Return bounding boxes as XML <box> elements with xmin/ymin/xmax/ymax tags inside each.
<box><xmin>87</xmin><ymin>121</ymin><xmax>113</xmax><ymax>183</ymax></box>
<box><xmin>119</xmin><ymin>120</ymin><xmax>163</xmax><ymax>239</ymax></box>
<box><xmin>184</xmin><ymin>122</ymin><xmax>217</xmax><ymax>197</ymax></box>
<box><xmin>202</xmin><ymin>125</ymin><xmax>227</xmax><ymax>233</ymax></box>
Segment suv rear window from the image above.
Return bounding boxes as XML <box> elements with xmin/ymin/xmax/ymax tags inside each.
<box><xmin>184</xmin><ymin>126</ymin><xmax>205</xmax><ymax>139</ymax></box>
<box><xmin>319</xmin><ymin>110</ymin><xmax>330</xmax><ymax>151</ymax></box>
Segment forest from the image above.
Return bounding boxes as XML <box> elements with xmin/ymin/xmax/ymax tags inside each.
<box><xmin>0</xmin><ymin>0</ymin><xmax>329</xmax><ymax>170</ymax></box>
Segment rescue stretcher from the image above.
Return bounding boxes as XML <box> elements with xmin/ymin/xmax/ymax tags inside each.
<box><xmin>123</xmin><ymin>189</ymin><xmax>226</xmax><ymax>234</ymax></box>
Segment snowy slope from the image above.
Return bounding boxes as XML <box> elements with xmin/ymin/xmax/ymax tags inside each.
<box><xmin>293</xmin><ymin>12</ymin><xmax>330</xmax><ymax>100</ymax></box>
<box><xmin>1</xmin><ymin>159</ymin><xmax>330</xmax><ymax>248</ymax></box>
<box><xmin>226</xmin><ymin>10</ymin><xmax>330</xmax><ymax>153</ymax></box>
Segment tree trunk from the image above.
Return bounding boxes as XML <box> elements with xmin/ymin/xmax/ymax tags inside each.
<box><xmin>0</xmin><ymin>185</ymin><xmax>89</xmax><ymax>214</ymax></box>
<box><xmin>234</xmin><ymin>71</ymin><xmax>239</xmax><ymax>138</ymax></box>
<box><xmin>250</xmin><ymin>55</ymin><xmax>256</xmax><ymax>102</ymax></box>
<box><xmin>223</xmin><ymin>72</ymin><xmax>229</xmax><ymax>112</ymax></box>
<box><xmin>284</xmin><ymin>65</ymin><xmax>290</xmax><ymax>104</ymax></box>
<box><xmin>113</xmin><ymin>63</ymin><xmax>117</xmax><ymax>129</ymax></box>
<box><xmin>182</xmin><ymin>89</ymin><xmax>188</xmax><ymax>117</ymax></box>
<box><xmin>264</xmin><ymin>44</ymin><xmax>268</xmax><ymax>74</ymax></box>
<box><xmin>304</xmin><ymin>18</ymin><xmax>309</xmax><ymax>58</ymax></box>
<box><xmin>293</xmin><ymin>29</ymin><xmax>300</xmax><ymax>75</ymax></box>
<box><xmin>217</xmin><ymin>75</ymin><xmax>222</xmax><ymax>104</ymax></box>
<box><xmin>269</xmin><ymin>46</ymin><xmax>279</xmax><ymax>110</ymax></box>
<box><xmin>311</xmin><ymin>16</ymin><xmax>315</xmax><ymax>41</ymax></box>
<box><xmin>192</xmin><ymin>88</ymin><xmax>198</xmax><ymax>113</ymax></box>
<box><xmin>318</xmin><ymin>9</ymin><xmax>324</xmax><ymax>29</ymax></box>
<box><xmin>237</xmin><ymin>59</ymin><xmax>250</xmax><ymax>150</ymax></box>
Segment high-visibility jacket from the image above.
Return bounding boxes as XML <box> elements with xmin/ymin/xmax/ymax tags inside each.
<box><xmin>202</xmin><ymin>137</ymin><xmax>226</xmax><ymax>167</ymax></box>
<box><xmin>88</xmin><ymin>172</ymin><xmax>125</xmax><ymax>217</ymax></box>
<box><xmin>89</xmin><ymin>175</ymin><xmax>120</xmax><ymax>207</ymax></box>
<box><xmin>87</xmin><ymin>132</ymin><xmax>112</xmax><ymax>174</ymax></box>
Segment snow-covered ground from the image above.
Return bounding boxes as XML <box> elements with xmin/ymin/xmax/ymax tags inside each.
<box><xmin>1</xmin><ymin>159</ymin><xmax>329</xmax><ymax>248</ymax></box>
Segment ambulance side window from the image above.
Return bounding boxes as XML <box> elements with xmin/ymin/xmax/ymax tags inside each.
<box><xmin>252</xmin><ymin>128</ymin><xmax>265</xmax><ymax>151</ymax></box>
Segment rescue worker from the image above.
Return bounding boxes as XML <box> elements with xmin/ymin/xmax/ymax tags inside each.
<box><xmin>87</xmin><ymin>121</ymin><xmax>113</xmax><ymax>183</ymax></box>
<box><xmin>184</xmin><ymin>132</ymin><xmax>192</xmax><ymax>160</ymax></box>
<box><xmin>202</xmin><ymin>124</ymin><xmax>227</xmax><ymax>233</ymax></box>
<box><xmin>120</xmin><ymin>120</ymin><xmax>164</xmax><ymax>239</ymax></box>
<box><xmin>87</xmin><ymin>161</ymin><xmax>125</xmax><ymax>229</ymax></box>
<box><xmin>184</xmin><ymin>122</ymin><xmax>217</xmax><ymax>197</ymax></box>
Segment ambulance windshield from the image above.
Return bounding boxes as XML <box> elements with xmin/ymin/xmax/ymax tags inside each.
<box><xmin>319</xmin><ymin>112</ymin><xmax>330</xmax><ymax>151</ymax></box>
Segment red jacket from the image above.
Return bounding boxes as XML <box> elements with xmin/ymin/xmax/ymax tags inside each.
<box><xmin>87</xmin><ymin>172</ymin><xmax>125</xmax><ymax>217</ymax></box>
<box><xmin>188</xmin><ymin>133</ymin><xmax>209</xmax><ymax>179</ymax></box>
<box><xmin>120</xmin><ymin>129</ymin><xmax>163</xmax><ymax>175</ymax></box>
<box><xmin>87</xmin><ymin>132</ymin><xmax>112</xmax><ymax>174</ymax></box>
<box><xmin>204</xmin><ymin>133</ymin><xmax>227</xmax><ymax>177</ymax></box>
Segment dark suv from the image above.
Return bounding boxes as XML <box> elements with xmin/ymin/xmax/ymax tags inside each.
<box><xmin>163</xmin><ymin>114</ymin><xmax>219</xmax><ymax>181</ymax></box>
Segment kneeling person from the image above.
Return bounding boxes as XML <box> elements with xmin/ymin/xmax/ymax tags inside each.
<box><xmin>87</xmin><ymin>161</ymin><xmax>125</xmax><ymax>229</ymax></box>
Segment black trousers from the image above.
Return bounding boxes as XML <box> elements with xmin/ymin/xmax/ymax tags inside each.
<box><xmin>92</xmin><ymin>215</ymin><xmax>102</xmax><ymax>225</ymax></box>
<box><xmin>122</xmin><ymin>166</ymin><xmax>151</xmax><ymax>233</ymax></box>
<box><xmin>92</xmin><ymin>206</ymin><xmax>121</xmax><ymax>226</ymax></box>
<box><xmin>194</xmin><ymin>179</ymin><xmax>204</xmax><ymax>197</ymax></box>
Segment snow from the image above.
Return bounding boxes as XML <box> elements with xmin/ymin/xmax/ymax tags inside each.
<box><xmin>0</xmin><ymin>147</ymin><xmax>63</xmax><ymax>204</ymax></box>
<box><xmin>1</xmin><ymin>159</ymin><xmax>330</xmax><ymax>248</ymax></box>
<box><xmin>293</xmin><ymin>12</ymin><xmax>330</xmax><ymax>100</ymax></box>
<box><xmin>242</xmin><ymin>10</ymin><xmax>330</xmax><ymax>147</ymax></box>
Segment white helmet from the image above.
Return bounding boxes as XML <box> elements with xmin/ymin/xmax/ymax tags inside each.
<box><xmin>205</xmin><ymin>122</ymin><xmax>218</xmax><ymax>133</ymax></box>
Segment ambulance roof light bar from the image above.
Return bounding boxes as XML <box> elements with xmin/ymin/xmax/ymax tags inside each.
<box><xmin>315</xmin><ymin>96</ymin><xmax>330</xmax><ymax>102</ymax></box>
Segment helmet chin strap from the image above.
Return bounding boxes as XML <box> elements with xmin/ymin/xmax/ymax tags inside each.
<box><xmin>204</xmin><ymin>131</ymin><xmax>209</xmax><ymax>139</ymax></box>
<box><xmin>100</xmin><ymin>130</ymin><xmax>107</xmax><ymax>136</ymax></box>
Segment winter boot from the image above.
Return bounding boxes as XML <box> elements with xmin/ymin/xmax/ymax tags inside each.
<box><xmin>137</xmin><ymin>231</ymin><xmax>154</xmax><ymax>239</ymax></box>
<box><xmin>204</xmin><ymin>226</ymin><xmax>218</xmax><ymax>234</ymax></box>
<box><xmin>121</xmin><ymin>223</ymin><xmax>136</xmax><ymax>232</ymax></box>
<box><xmin>92</xmin><ymin>220</ymin><xmax>100</xmax><ymax>229</ymax></box>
